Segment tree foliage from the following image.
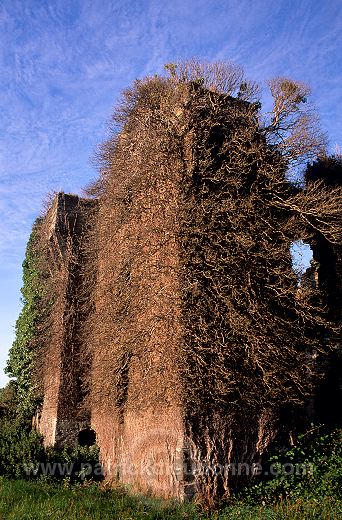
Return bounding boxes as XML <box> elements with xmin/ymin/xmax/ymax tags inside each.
<box><xmin>5</xmin><ymin>220</ymin><xmax>46</xmax><ymax>417</ymax></box>
<box><xmin>264</xmin><ymin>77</ymin><xmax>327</xmax><ymax>166</ymax></box>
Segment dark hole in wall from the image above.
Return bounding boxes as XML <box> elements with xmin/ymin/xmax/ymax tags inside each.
<box><xmin>78</xmin><ymin>428</ymin><xmax>96</xmax><ymax>447</ymax></box>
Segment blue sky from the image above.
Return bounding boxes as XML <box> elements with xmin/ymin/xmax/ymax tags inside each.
<box><xmin>0</xmin><ymin>0</ymin><xmax>341</xmax><ymax>386</ymax></box>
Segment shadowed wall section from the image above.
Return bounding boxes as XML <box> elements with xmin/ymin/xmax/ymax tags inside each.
<box><xmin>38</xmin><ymin>193</ymin><xmax>97</xmax><ymax>447</ymax></box>
<box><xmin>306</xmin><ymin>158</ymin><xmax>342</xmax><ymax>426</ymax></box>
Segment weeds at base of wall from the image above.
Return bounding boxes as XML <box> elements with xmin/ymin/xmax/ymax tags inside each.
<box><xmin>240</xmin><ymin>425</ymin><xmax>342</xmax><ymax>503</ymax></box>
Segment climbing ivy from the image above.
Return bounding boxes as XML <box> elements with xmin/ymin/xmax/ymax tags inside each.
<box><xmin>5</xmin><ymin>219</ymin><xmax>46</xmax><ymax>418</ymax></box>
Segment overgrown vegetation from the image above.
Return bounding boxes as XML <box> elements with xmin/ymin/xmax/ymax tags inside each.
<box><xmin>0</xmin><ymin>224</ymin><xmax>49</xmax><ymax>478</ymax></box>
<box><xmin>0</xmin><ymin>384</ymin><xmax>44</xmax><ymax>478</ymax></box>
<box><xmin>0</xmin><ymin>385</ymin><xmax>100</xmax><ymax>482</ymax></box>
<box><xmin>244</xmin><ymin>425</ymin><xmax>342</xmax><ymax>503</ymax></box>
<box><xmin>5</xmin><ymin>220</ymin><xmax>46</xmax><ymax>418</ymax></box>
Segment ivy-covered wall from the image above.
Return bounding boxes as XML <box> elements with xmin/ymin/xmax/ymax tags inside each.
<box><xmin>6</xmin><ymin>219</ymin><xmax>47</xmax><ymax>418</ymax></box>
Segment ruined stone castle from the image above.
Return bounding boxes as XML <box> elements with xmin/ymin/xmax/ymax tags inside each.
<box><xmin>28</xmin><ymin>78</ymin><xmax>341</xmax><ymax>501</ymax></box>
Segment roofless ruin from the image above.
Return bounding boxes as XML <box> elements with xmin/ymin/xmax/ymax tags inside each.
<box><xmin>8</xmin><ymin>62</ymin><xmax>342</xmax><ymax>502</ymax></box>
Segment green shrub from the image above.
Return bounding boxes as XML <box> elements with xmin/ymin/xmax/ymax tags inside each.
<box><xmin>40</xmin><ymin>444</ymin><xmax>103</xmax><ymax>483</ymax></box>
<box><xmin>243</xmin><ymin>425</ymin><xmax>342</xmax><ymax>503</ymax></box>
<box><xmin>0</xmin><ymin>416</ymin><xmax>44</xmax><ymax>478</ymax></box>
<box><xmin>5</xmin><ymin>219</ymin><xmax>48</xmax><ymax>418</ymax></box>
<box><xmin>0</xmin><ymin>383</ymin><xmax>101</xmax><ymax>481</ymax></box>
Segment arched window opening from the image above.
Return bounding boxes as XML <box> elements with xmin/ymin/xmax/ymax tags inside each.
<box><xmin>78</xmin><ymin>428</ymin><xmax>96</xmax><ymax>447</ymax></box>
<box><xmin>290</xmin><ymin>240</ymin><xmax>313</xmax><ymax>285</ymax></box>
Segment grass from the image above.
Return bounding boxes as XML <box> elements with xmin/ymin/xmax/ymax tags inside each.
<box><xmin>0</xmin><ymin>479</ymin><xmax>341</xmax><ymax>520</ymax></box>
